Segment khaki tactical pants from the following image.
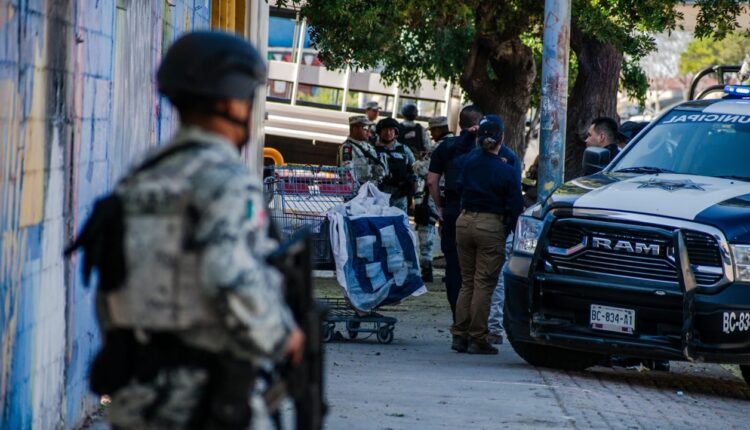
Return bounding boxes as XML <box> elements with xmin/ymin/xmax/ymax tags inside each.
<box><xmin>451</xmin><ymin>211</ymin><xmax>506</xmax><ymax>343</ymax></box>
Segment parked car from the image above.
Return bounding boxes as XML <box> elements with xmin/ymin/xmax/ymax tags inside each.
<box><xmin>505</xmin><ymin>84</ymin><xmax>750</xmax><ymax>384</ymax></box>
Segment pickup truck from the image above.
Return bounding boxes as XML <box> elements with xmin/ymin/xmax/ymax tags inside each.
<box><xmin>505</xmin><ymin>84</ymin><xmax>750</xmax><ymax>384</ymax></box>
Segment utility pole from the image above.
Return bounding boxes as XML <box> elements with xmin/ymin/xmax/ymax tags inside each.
<box><xmin>538</xmin><ymin>0</ymin><xmax>571</xmax><ymax>201</ymax></box>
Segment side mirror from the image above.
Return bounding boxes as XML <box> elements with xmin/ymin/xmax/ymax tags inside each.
<box><xmin>582</xmin><ymin>147</ymin><xmax>611</xmax><ymax>176</ymax></box>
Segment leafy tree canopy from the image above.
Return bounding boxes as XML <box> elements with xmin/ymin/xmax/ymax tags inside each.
<box><xmin>678</xmin><ymin>32</ymin><xmax>750</xmax><ymax>75</ymax></box>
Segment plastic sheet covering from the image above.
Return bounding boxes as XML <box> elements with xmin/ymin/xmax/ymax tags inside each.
<box><xmin>328</xmin><ymin>183</ymin><xmax>426</xmax><ymax>312</ymax></box>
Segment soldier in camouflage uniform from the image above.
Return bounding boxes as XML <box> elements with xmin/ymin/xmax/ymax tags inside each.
<box><xmin>364</xmin><ymin>101</ymin><xmax>381</xmax><ymax>145</ymax></box>
<box><xmin>338</xmin><ymin>115</ymin><xmax>386</xmax><ymax>186</ymax></box>
<box><xmin>413</xmin><ymin>116</ymin><xmax>453</xmax><ymax>282</ymax></box>
<box><xmin>93</xmin><ymin>32</ymin><xmax>304</xmax><ymax>430</ymax></box>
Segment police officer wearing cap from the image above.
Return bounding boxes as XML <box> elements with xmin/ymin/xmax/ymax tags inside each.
<box><xmin>450</xmin><ymin>115</ymin><xmax>523</xmax><ymax>355</ymax></box>
<box><xmin>413</xmin><ymin>116</ymin><xmax>453</xmax><ymax>282</ymax></box>
<box><xmin>86</xmin><ymin>31</ymin><xmax>304</xmax><ymax>429</ymax></box>
<box><xmin>339</xmin><ymin>115</ymin><xmax>385</xmax><ymax>185</ymax></box>
<box><xmin>427</xmin><ymin>105</ymin><xmax>483</xmax><ymax>320</ymax></box>
<box><xmin>375</xmin><ymin>117</ymin><xmax>417</xmax><ymax>212</ymax></box>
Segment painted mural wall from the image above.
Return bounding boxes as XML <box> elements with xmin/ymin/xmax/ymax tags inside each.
<box><xmin>0</xmin><ymin>1</ymin><xmax>211</xmax><ymax>428</ymax></box>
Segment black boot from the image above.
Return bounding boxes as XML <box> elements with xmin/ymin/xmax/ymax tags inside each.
<box><xmin>467</xmin><ymin>338</ymin><xmax>498</xmax><ymax>355</ymax></box>
<box><xmin>421</xmin><ymin>262</ymin><xmax>433</xmax><ymax>283</ymax></box>
<box><xmin>451</xmin><ymin>335</ymin><xmax>468</xmax><ymax>353</ymax></box>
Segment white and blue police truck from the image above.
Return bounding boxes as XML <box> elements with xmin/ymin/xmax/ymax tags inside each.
<box><xmin>505</xmin><ymin>84</ymin><xmax>750</xmax><ymax>384</ymax></box>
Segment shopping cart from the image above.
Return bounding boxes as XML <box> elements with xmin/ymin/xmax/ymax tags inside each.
<box><xmin>264</xmin><ymin>164</ymin><xmax>357</xmax><ymax>269</ymax></box>
<box><xmin>320</xmin><ymin>298</ymin><xmax>397</xmax><ymax>344</ymax></box>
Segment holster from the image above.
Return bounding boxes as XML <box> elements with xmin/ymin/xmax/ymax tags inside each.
<box><xmin>90</xmin><ymin>330</ymin><xmax>255</xmax><ymax>430</ymax></box>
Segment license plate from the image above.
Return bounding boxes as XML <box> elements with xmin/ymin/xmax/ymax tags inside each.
<box><xmin>590</xmin><ymin>304</ymin><xmax>635</xmax><ymax>334</ymax></box>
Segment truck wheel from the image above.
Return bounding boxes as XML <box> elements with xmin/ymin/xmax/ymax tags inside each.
<box><xmin>508</xmin><ymin>338</ymin><xmax>603</xmax><ymax>371</ymax></box>
<box><xmin>741</xmin><ymin>365</ymin><xmax>750</xmax><ymax>385</ymax></box>
<box><xmin>504</xmin><ymin>308</ymin><xmax>602</xmax><ymax>371</ymax></box>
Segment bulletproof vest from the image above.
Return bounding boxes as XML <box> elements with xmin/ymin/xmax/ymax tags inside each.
<box><xmin>106</xmin><ymin>145</ymin><xmax>221</xmax><ymax>331</ymax></box>
<box><xmin>376</xmin><ymin>144</ymin><xmax>410</xmax><ymax>188</ymax></box>
<box><xmin>397</xmin><ymin>123</ymin><xmax>426</xmax><ymax>154</ymax></box>
<box><xmin>443</xmin><ymin>134</ymin><xmax>476</xmax><ymax>195</ymax></box>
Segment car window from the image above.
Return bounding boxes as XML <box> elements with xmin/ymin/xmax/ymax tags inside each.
<box><xmin>612</xmin><ymin>110</ymin><xmax>750</xmax><ymax>180</ymax></box>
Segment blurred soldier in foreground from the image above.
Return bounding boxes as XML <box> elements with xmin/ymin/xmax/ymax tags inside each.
<box><xmin>67</xmin><ymin>31</ymin><xmax>304</xmax><ymax>430</ymax></box>
<box><xmin>338</xmin><ymin>115</ymin><xmax>386</xmax><ymax>186</ymax></box>
<box><xmin>413</xmin><ymin>116</ymin><xmax>453</xmax><ymax>282</ymax></box>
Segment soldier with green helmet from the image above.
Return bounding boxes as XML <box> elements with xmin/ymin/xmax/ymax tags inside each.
<box><xmin>79</xmin><ymin>31</ymin><xmax>304</xmax><ymax>430</ymax></box>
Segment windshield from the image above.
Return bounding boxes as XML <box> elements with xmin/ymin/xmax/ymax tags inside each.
<box><xmin>611</xmin><ymin>109</ymin><xmax>750</xmax><ymax>180</ymax></box>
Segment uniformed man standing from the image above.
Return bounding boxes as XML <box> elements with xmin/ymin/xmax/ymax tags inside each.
<box><xmin>338</xmin><ymin>115</ymin><xmax>386</xmax><ymax>186</ymax></box>
<box><xmin>375</xmin><ymin>117</ymin><xmax>417</xmax><ymax>212</ymax></box>
<box><xmin>81</xmin><ymin>32</ymin><xmax>304</xmax><ymax>430</ymax></box>
<box><xmin>413</xmin><ymin>116</ymin><xmax>453</xmax><ymax>282</ymax></box>
<box><xmin>365</xmin><ymin>101</ymin><xmax>381</xmax><ymax>145</ymax></box>
<box><xmin>426</xmin><ymin>105</ymin><xmax>483</xmax><ymax>320</ymax></box>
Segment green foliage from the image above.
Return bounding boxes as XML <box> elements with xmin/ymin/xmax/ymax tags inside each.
<box><xmin>620</xmin><ymin>57</ymin><xmax>650</xmax><ymax>107</ymax></box>
<box><xmin>693</xmin><ymin>0</ymin><xmax>749</xmax><ymax>40</ymax></box>
<box><xmin>678</xmin><ymin>32</ymin><xmax>750</xmax><ymax>75</ymax></box>
<box><xmin>276</xmin><ymin>0</ymin><xmax>750</xmax><ymax>109</ymax></box>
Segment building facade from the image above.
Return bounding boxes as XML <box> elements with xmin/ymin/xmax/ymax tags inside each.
<box><xmin>262</xmin><ymin>4</ymin><xmax>462</xmax><ymax>165</ymax></box>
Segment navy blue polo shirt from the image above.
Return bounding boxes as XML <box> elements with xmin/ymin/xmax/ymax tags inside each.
<box><xmin>499</xmin><ymin>145</ymin><xmax>522</xmax><ymax>181</ymax></box>
<box><xmin>457</xmin><ymin>148</ymin><xmax>524</xmax><ymax>230</ymax></box>
<box><xmin>428</xmin><ymin>130</ymin><xmax>477</xmax><ymax>200</ymax></box>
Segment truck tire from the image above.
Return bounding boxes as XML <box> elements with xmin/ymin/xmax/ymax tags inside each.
<box><xmin>741</xmin><ymin>365</ymin><xmax>750</xmax><ymax>385</ymax></box>
<box><xmin>508</xmin><ymin>338</ymin><xmax>603</xmax><ymax>371</ymax></box>
<box><xmin>503</xmin><ymin>306</ymin><xmax>603</xmax><ymax>371</ymax></box>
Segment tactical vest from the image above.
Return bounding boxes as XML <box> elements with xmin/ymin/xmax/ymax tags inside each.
<box><xmin>397</xmin><ymin>123</ymin><xmax>426</xmax><ymax>154</ymax></box>
<box><xmin>106</xmin><ymin>144</ymin><xmax>221</xmax><ymax>331</ymax></box>
<box><xmin>376</xmin><ymin>144</ymin><xmax>410</xmax><ymax>189</ymax></box>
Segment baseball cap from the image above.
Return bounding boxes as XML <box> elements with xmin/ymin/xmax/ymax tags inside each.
<box><xmin>349</xmin><ymin>115</ymin><xmax>372</xmax><ymax>126</ymax></box>
<box><xmin>477</xmin><ymin>115</ymin><xmax>504</xmax><ymax>142</ymax></box>
<box><xmin>365</xmin><ymin>101</ymin><xmax>381</xmax><ymax>110</ymax></box>
<box><xmin>428</xmin><ymin>116</ymin><xmax>448</xmax><ymax>128</ymax></box>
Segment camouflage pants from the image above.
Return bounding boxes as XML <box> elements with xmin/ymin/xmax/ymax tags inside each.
<box><xmin>108</xmin><ymin>366</ymin><xmax>272</xmax><ymax>430</ymax></box>
<box><xmin>417</xmin><ymin>223</ymin><xmax>436</xmax><ymax>265</ymax></box>
<box><xmin>488</xmin><ymin>234</ymin><xmax>514</xmax><ymax>336</ymax></box>
<box><xmin>390</xmin><ymin>195</ymin><xmax>408</xmax><ymax>213</ymax></box>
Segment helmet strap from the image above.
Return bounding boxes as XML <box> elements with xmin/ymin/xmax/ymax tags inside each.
<box><xmin>208</xmin><ymin>107</ymin><xmax>252</xmax><ymax>145</ymax></box>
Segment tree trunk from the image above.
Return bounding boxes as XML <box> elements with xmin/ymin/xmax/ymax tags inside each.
<box><xmin>565</xmin><ymin>26</ymin><xmax>623</xmax><ymax>180</ymax></box>
<box><xmin>459</xmin><ymin>37</ymin><xmax>536</xmax><ymax>162</ymax></box>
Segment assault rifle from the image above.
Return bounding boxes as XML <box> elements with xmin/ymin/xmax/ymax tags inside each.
<box><xmin>266</xmin><ymin>229</ymin><xmax>327</xmax><ymax>430</ymax></box>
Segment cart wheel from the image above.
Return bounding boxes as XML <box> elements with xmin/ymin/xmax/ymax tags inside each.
<box><xmin>323</xmin><ymin>324</ymin><xmax>335</xmax><ymax>342</ymax></box>
<box><xmin>346</xmin><ymin>321</ymin><xmax>360</xmax><ymax>339</ymax></box>
<box><xmin>377</xmin><ymin>325</ymin><xmax>394</xmax><ymax>344</ymax></box>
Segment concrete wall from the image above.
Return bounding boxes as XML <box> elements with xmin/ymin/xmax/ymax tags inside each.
<box><xmin>0</xmin><ymin>1</ymin><xmax>210</xmax><ymax>428</ymax></box>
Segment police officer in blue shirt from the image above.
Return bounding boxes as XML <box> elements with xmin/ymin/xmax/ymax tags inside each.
<box><xmin>450</xmin><ymin>115</ymin><xmax>523</xmax><ymax>354</ymax></box>
<box><xmin>427</xmin><ymin>105</ymin><xmax>484</xmax><ymax>320</ymax></box>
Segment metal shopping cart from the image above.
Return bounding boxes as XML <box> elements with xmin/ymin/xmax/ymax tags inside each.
<box><xmin>265</xmin><ymin>164</ymin><xmax>357</xmax><ymax>270</ymax></box>
<box><xmin>264</xmin><ymin>164</ymin><xmax>399</xmax><ymax>344</ymax></box>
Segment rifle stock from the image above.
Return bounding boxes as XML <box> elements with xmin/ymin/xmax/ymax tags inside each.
<box><xmin>267</xmin><ymin>230</ymin><xmax>327</xmax><ymax>430</ymax></box>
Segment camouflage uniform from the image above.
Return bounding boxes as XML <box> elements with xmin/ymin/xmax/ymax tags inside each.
<box><xmin>338</xmin><ymin>137</ymin><xmax>385</xmax><ymax>185</ymax></box>
<box><xmin>375</xmin><ymin>141</ymin><xmax>416</xmax><ymax>212</ymax></box>
<box><xmin>102</xmin><ymin>126</ymin><xmax>294</xmax><ymax>430</ymax></box>
<box><xmin>413</xmin><ymin>132</ymin><xmax>452</xmax><ymax>267</ymax></box>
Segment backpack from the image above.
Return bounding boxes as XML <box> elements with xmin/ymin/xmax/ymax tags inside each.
<box><xmin>66</xmin><ymin>141</ymin><xmax>219</xmax><ymax>330</ymax></box>
<box><xmin>397</xmin><ymin>123</ymin><xmax>426</xmax><ymax>154</ymax></box>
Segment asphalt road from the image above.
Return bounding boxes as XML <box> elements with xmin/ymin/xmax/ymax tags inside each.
<box><xmin>318</xmin><ymin>274</ymin><xmax>750</xmax><ymax>430</ymax></box>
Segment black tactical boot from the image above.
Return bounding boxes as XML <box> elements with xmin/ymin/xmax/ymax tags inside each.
<box><xmin>451</xmin><ymin>335</ymin><xmax>468</xmax><ymax>353</ymax></box>
<box><xmin>421</xmin><ymin>262</ymin><xmax>433</xmax><ymax>283</ymax></box>
<box><xmin>467</xmin><ymin>338</ymin><xmax>499</xmax><ymax>355</ymax></box>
